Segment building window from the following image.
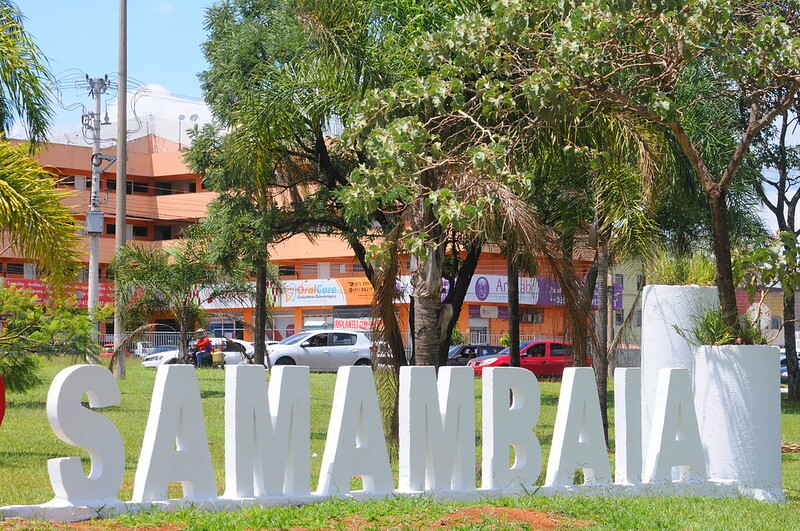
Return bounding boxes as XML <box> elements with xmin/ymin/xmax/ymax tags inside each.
<box><xmin>279</xmin><ymin>265</ymin><xmax>296</xmax><ymax>277</ymax></box>
<box><xmin>106</xmin><ymin>224</ymin><xmax>116</xmax><ymax>235</ymax></box>
<box><xmin>154</xmin><ymin>225</ymin><xmax>172</xmax><ymax>240</ymax></box>
<box><xmin>77</xmin><ymin>267</ymin><xmax>89</xmax><ymax>282</ymax></box>
<box><xmin>155</xmin><ymin>182</ymin><xmax>172</xmax><ymax>196</ymax></box>
<box><xmin>636</xmin><ymin>274</ymin><xmax>646</xmax><ymax>290</ymax></box>
<box><xmin>352</xmin><ymin>262</ymin><xmax>364</xmax><ymax>273</ymax></box>
<box><xmin>6</xmin><ymin>263</ymin><xmax>23</xmax><ymax>275</ymax></box>
<box><xmin>189</xmin><ymin>182</ymin><xmax>197</xmax><ymax>193</ymax></box>
<box><xmin>771</xmin><ymin>316</ymin><xmax>783</xmax><ymax>330</ymax></box>
<box><xmin>300</xmin><ymin>263</ymin><xmax>317</xmax><ymax>277</ymax></box>
<box><xmin>614</xmin><ymin>309</ymin><xmax>624</xmax><ymax>326</ymax></box>
<box><xmin>521</xmin><ymin>308</ymin><xmax>544</xmax><ymax>323</ymax></box>
<box><xmin>132</xmin><ymin>226</ymin><xmax>148</xmax><ymax>239</ymax></box>
<box><xmin>635</xmin><ymin>309</ymin><xmax>642</xmax><ymax>327</ymax></box>
<box><xmin>614</xmin><ymin>273</ymin><xmax>624</xmax><ymax>287</ymax></box>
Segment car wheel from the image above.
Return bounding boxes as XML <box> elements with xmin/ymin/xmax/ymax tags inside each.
<box><xmin>354</xmin><ymin>358</ymin><xmax>371</xmax><ymax>366</ymax></box>
<box><xmin>274</xmin><ymin>357</ymin><xmax>296</xmax><ymax>366</ymax></box>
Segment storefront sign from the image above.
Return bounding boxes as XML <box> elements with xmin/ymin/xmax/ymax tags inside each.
<box><xmin>1</xmin><ymin>278</ymin><xmax>114</xmax><ymax>307</ymax></box>
<box><xmin>0</xmin><ymin>363</ymin><xmax>773</xmax><ymax>523</ymax></box>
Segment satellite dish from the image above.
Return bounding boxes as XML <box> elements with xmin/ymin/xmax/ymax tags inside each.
<box><xmin>179</xmin><ymin>114</ymin><xmax>186</xmax><ymax>120</ymax></box>
<box><xmin>190</xmin><ymin>114</ymin><xmax>199</xmax><ymax>121</ymax></box>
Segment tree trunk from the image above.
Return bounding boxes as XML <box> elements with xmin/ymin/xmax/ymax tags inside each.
<box><xmin>412</xmin><ymin>246</ymin><xmax>444</xmax><ymax>367</ymax></box>
<box><xmin>0</xmin><ymin>374</ymin><xmax>5</xmax><ymax>428</ymax></box>
<box><xmin>439</xmin><ymin>243</ymin><xmax>482</xmax><ymax>366</ymax></box>
<box><xmin>596</xmin><ymin>235</ymin><xmax>609</xmax><ymax>442</ymax></box>
<box><xmin>707</xmin><ymin>189</ymin><xmax>740</xmax><ymax>333</ymax></box>
<box><xmin>508</xmin><ymin>258</ymin><xmax>520</xmax><ymax>368</ymax></box>
<box><xmin>254</xmin><ymin>264</ymin><xmax>267</xmax><ymax>367</ymax></box>
<box><xmin>785</xmin><ymin>288</ymin><xmax>798</xmax><ymax>400</ymax></box>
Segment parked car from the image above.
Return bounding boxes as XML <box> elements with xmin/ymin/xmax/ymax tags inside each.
<box><xmin>100</xmin><ymin>343</ymin><xmax>130</xmax><ymax>358</ymax></box>
<box><xmin>467</xmin><ymin>340</ymin><xmax>577</xmax><ymax>377</ymax></box>
<box><xmin>132</xmin><ymin>341</ymin><xmax>154</xmax><ymax>358</ymax></box>
<box><xmin>266</xmin><ymin>330</ymin><xmax>371</xmax><ymax>371</ymax></box>
<box><xmin>780</xmin><ymin>348</ymin><xmax>800</xmax><ymax>384</ymax></box>
<box><xmin>447</xmin><ymin>344</ymin><xmax>504</xmax><ymax>366</ymax></box>
<box><xmin>141</xmin><ymin>338</ymin><xmax>254</xmax><ymax>368</ymax></box>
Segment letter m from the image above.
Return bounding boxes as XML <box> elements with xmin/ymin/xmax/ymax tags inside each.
<box><xmin>398</xmin><ymin>366</ymin><xmax>475</xmax><ymax>492</ymax></box>
<box><xmin>223</xmin><ymin>365</ymin><xmax>310</xmax><ymax>498</ymax></box>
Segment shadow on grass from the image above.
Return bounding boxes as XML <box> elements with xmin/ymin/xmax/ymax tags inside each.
<box><xmin>201</xmin><ymin>390</ymin><xmax>225</xmax><ymax>399</ymax></box>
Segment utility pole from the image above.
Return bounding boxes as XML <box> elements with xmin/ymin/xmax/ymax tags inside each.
<box><xmin>112</xmin><ymin>0</ymin><xmax>128</xmax><ymax>380</ymax></box>
<box><xmin>85</xmin><ymin>76</ymin><xmax>108</xmax><ymax>329</ymax></box>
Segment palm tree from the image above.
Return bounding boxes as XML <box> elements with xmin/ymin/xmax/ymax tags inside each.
<box><xmin>108</xmin><ymin>240</ymin><xmax>252</xmax><ymax>364</ymax></box>
<box><xmin>0</xmin><ymin>0</ymin><xmax>52</xmax><ymax>145</ymax></box>
<box><xmin>0</xmin><ymin>2</ymin><xmax>77</xmax><ymax>284</ymax></box>
<box><xmin>0</xmin><ymin>142</ymin><xmax>79</xmax><ymax>286</ymax></box>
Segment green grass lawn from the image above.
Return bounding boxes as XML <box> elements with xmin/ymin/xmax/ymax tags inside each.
<box><xmin>1</xmin><ymin>357</ymin><xmax>799</xmax><ymax>529</ymax></box>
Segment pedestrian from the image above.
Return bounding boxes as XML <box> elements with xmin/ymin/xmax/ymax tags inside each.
<box><xmin>196</xmin><ymin>329</ymin><xmax>212</xmax><ymax>368</ymax></box>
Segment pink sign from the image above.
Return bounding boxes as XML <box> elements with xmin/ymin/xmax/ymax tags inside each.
<box><xmin>2</xmin><ymin>278</ymin><xmax>115</xmax><ymax>307</ymax></box>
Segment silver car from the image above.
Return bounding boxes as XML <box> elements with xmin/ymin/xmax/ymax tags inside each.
<box><xmin>266</xmin><ymin>330</ymin><xmax>371</xmax><ymax>371</ymax></box>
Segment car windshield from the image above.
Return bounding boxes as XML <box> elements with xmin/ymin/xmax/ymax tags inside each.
<box><xmin>279</xmin><ymin>332</ymin><xmax>311</xmax><ymax>345</ymax></box>
<box><xmin>153</xmin><ymin>345</ymin><xmax>177</xmax><ymax>353</ymax></box>
<box><xmin>448</xmin><ymin>345</ymin><xmax>462</xmax><ymax>357</ymax></box>
<box><xmin>496</xmin><ymin>341</ymin><xmax>533</xmax><ymax>356</ymax></box>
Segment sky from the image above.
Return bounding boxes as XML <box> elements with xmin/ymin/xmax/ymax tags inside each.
<box><xmin>15</xmin><ymin>0</ymin><xmax>215</xmax><ymax>142</ymax></box>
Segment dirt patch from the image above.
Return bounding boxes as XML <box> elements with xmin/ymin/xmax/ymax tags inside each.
<box><xmin>782</xmin><ymin>443</ymin><xmax>800</xmax><ymax>453</ymax></box>
<box><xmin>337</xmin><ymin>507</ymin><xmax>590</xmax><ymax>530</ymax></box>
<box><xmin>1</xmin><ymin>507</ymin><xmax>590</xmax><ymax>530</ymax></box>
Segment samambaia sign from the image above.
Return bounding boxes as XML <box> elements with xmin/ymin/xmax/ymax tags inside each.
<box><xmin>0</xmin><ymin>364</ymin><xmax>784</xmax><ymax>523</ymax></box>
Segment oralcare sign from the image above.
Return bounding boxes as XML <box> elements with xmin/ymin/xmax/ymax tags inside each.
<box><xmin>0</xmin><ymin>365</ymin><xmax>766</xmax><ymax>521</ymax></box>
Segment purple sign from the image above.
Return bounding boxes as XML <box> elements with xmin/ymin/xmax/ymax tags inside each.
<box><xmin>475</xmin><ymin>277</ymin><xmax>490</xmax><ymax>301</ymax></box>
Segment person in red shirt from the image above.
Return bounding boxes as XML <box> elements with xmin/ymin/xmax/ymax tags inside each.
<box><xmin>195</xmin><ymin>330</ymin><xmax>212</xmax><ymax>368</ymax></box>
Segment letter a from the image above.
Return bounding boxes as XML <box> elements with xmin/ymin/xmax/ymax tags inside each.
<box><xmin>545</xmin><ymin>368</ymin><xmax>611</xmax><ymax>487</ymax></box>
<box><xmin>132</xmin><ymin>365</ymin><xmax>217</xmax><ymax>502</ymax></box>
<box><xmin>643</xmin><ymin>368</ymin><xmax>707</xmax><ymax>484</ymax></box>
<box><xmin>316</xmin><ymin>367</ymin><xmax>392</xmax><ymax>495</ymax></box>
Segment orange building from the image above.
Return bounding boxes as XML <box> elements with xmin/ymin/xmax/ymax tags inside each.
<box><xmin>4</xmin><ymin>134</ymin><xmax>603</xmax><ymax>346</ymax></box>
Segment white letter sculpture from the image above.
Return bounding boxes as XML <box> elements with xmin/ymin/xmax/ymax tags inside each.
<box><xmin>614</xmin><ymin>368</ymin><xmax>642</xmax><ymax>485</ymax></box>
<box><xmin>643</xmin><ymin>368</ymin><xmax>706</xmax><ymax>484</ymax></box>
<box><xmin>223</xmin><ymin>365</ymin><xmax>310</xmax><ymax>498</ymax></box>
<box><xmin>481</xmin><ymin>367</ymin><xmax>541</xmax><ymax>491</ymax></box>
<box><xmin>316</xmin><ymin>367</ymin><xmax>393</xmax><ymax>496</ymax></box>
<box><xmin>398</xmin><ymin>366</ymin><xmax>475</xmax><ymax>492</ymax></box>
<box><xmin>545</xmin><ymin>367</ymin><xmax>611</xmax><ymax>487</ymax></box>
<box><xmin>132</xmin><ymin>365</ymin><xmax>217</xmax><ymax>502</ymax></box>
<box><xmin>47</xmin><ymin>365</ymin><xmax>125</xmax><ymax>506</ymax></box>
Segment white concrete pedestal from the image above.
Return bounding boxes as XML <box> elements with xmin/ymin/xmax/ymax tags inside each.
<box><xmin>640</xmin><ymin>285</ymin><xmax>718</xmax><ymax>462</ymax></box>
<box><xmin>693</xmin><ymin>345</ymin><xmax>784</xmax><ymax>502</ymax></box>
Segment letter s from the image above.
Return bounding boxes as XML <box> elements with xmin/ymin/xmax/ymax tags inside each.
<box><xmin>47</xmin><ymin>365</ymin><xmax>125</xmax><ymax>505</ymax></box>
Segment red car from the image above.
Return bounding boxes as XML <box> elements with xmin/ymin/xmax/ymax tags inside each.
<box><xmin>100</xmin><ymin>343</ymin><xmax>130</xmax><ymax>358</ymax></box>
<box><xmin>467</xmin><ymin>340</ymin><xmax>577</xmax><ymax>377</ymax></box>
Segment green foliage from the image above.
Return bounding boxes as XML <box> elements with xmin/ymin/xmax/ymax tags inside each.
<box><xmin>498</xmin><ymin>332</ymin><xmax>510</xmax><ymax>347</ymax></box>
<box><xmin>0</xmin><ymin>285</ymin><xmax>106</xmax><ymax>391</ymax></box>
<box><xmin>0</xmin><ymin>142</ymin><xmax>79</xmax><ymax>287</ymax></box>
<box><xmin>109</xmin><ymin>241</ymin><xmax>252</xmax><ymax>360</ymax></box>
<box><xmin>0</xmin><ymin>0</ymin><xmax>53</xmax><ymax>144</ymax></box>
<box><xmin>450</xmin><ymin>328</ymin><xmax>467</xmax><ymax>345</ymax></box>
<box><xmin>675</xmin><ymin>306</ymin><xmax>736</xmax><ymax>347</ymax></box>
<box><xmin>735</xmin><ymin>231</ymin><xmax>800</xmax><ymax>302</ymax></box>
<box><xmin>646</xmin><ymin>249</ymin><xmax>716</xmax><ymax>286</ymax></box>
